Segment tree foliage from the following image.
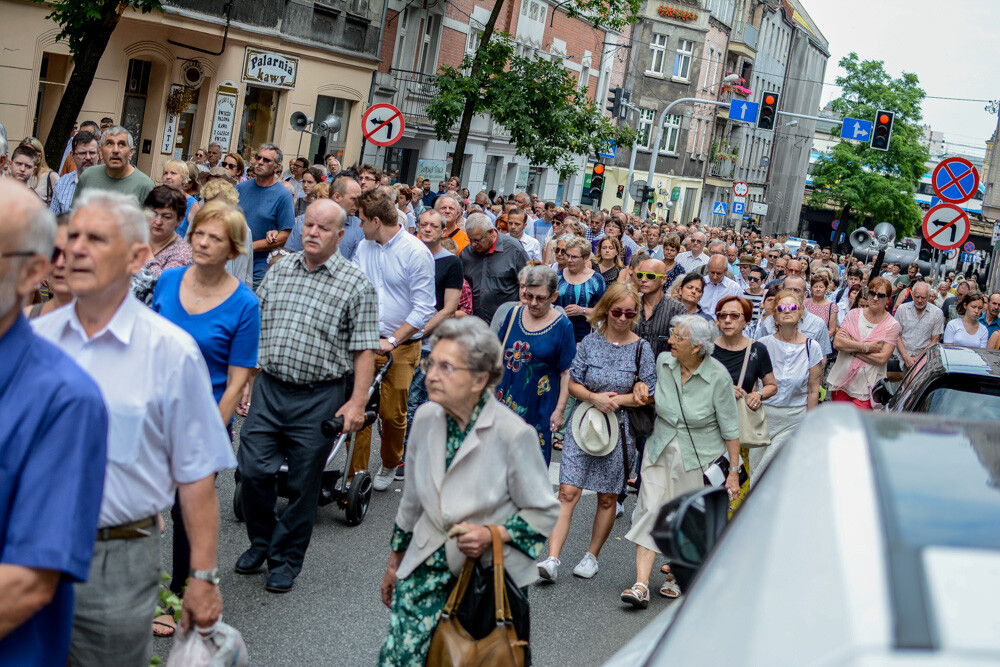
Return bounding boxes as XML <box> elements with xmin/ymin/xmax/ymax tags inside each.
<box><xmin>809</xmin><ymin>53</ymin><xmax>930</xmax><ymax>237</ymax></box>
<box><xmin>428</xmin><ymin>38</ymin><xmax>636</xmax><ymax>178</ymax></box>
<box><xmin>30</xmin><ymin>0</ymin><xmax>163</xmax><ymax>167</ymax></box>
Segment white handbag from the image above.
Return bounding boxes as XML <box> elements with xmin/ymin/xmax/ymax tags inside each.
<box><xmin>735</xmin><ymin>343</ymin><xmax>770</xmax><ymax>448</ymax></box>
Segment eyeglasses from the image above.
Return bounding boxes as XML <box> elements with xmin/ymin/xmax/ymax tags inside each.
<box><xmin>74</xmin><ymin>151</ymin><xmax>99</xmax><ymax>159</ymax></box>
<box><xmin>668</xmin><ymin>331</ymin><xmax>688</xmax><ymax>342</ymax></box>
<box><xmin>253</xmin><ymin>154</ymin><xmax>274</xmax><ymax>164</ymax></box>
<box><xmin>748</xmin><ymin>276</ymin><xmax>761</xmax><ymax>282</ymax></box>
<box><xmin>222</xmin><ymin>162</ymin><xmax>238</xmax><ymax>169</ymax></box>
<box><xmin>869</xmin><ymin>292</ymin><xmax>890</xmax><ymax>300</ymax></box>
<box><xmin>523</xmin><ymin>292</ymin><xmax>552</xmax><ymax>304</ymax></box>
<box><xmin>565</xmin><ymin>253</ymin><xmax>583</xmax><ymax>260</ymax></box>
<box><xmin>554</xmin><ymin>248</ymin><xmax>566</xmax><ymax>255</ymax></box>
<box><xmin>717</xmin><ymin>312</ymin><xmax>743</xmax><ymax>321</ymax></box>
<box><xmin>0</xmin><ymin>250</ymin><xmax>38</xmax><ymax>260</ymax></box>
<box><xmin>776</xmin><ymin>303</ymin><xmax>799</xmax><ymax>313</ymax></box>
<box><xmin>420</xmin><ymin>357</ymin><xmax>473</xmax><ymax>376</ymax></box>
<box><xmin>609</xmin><ymin>308</ymin><xmax>637</xmax><ymax>320</ymax></box>
<box><xmin>635</xmin><ymin>272</ymin><xmax>665</xmax><ymax>280</ymax></box>
<box><xmin>50</xmin><ymin>247</ymin><xmax>64</xmax><ymax>263</ymax></box>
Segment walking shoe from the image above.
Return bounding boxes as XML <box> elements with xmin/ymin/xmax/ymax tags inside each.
<box><xmin>621</xmin><ymin>582</ymin><xmax>650</xmax><ymax>609</ymax></box>
<box><xmin>234</xmin><ymin>549</ymin><xmax>267</xmax><ymax>574</ymax></box>
<box><xmin>537</xmin><ymin>557</ymin><xmax>560</xmax><ymax>582</ymax></box>
<box><xmin>394</xmin><ymin>463</ymin><xmax>406</xmax><ymax>481</ymax></box>
<box><xmin>572</xmin><ymin>552</ymin><xmax>599</xmax><ymax>578</ymax></box>
<box><xmin>372</xmin><ymin>466</ymin><xmax>395</xmax><ymax>491</ymax></box>
<box><xmin>265</xmin><ymin>572</ymin><xmax>294</xmax><ymax>593</ymax></box>
<box><xmin>616</xmin><ymin>501</ymin><xmax>624</xmax><ymax>518</ymax></box>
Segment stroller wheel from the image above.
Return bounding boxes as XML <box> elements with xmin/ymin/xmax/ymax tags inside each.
<box><xmin>345</xmin><ymin>471</ymin><xmax>373</xmax><ymax>526</ymax></box>
<box><xmin>233</xmin><ymin>478</ymin><xmax>245</xmax><ymax>522</ymax></box>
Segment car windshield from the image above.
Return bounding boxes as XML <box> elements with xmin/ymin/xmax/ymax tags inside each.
<box><xmin>918</xmin><ymin>385</ymin><xmax>1000</xmax><ymax>421</ymax></box>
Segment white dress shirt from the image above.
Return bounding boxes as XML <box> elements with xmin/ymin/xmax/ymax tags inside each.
<box><xmin>756</xmin><ymin>310</ymin><xmax>833</xmax><ymax>356</ymax></box>
<box><xmin>514</xmin><ymin>232</ymin><xmax>542</xmax><ymax>262</ymax></box>
<box><xmin>33</xmin><ymin>295</ymin><xmax>236</xmax><ymax>527</ymax></box>
<box><xmin>699</xmin><ymin>275</ymin><xmax>742</xmax><ymax>315</ymax></box>
<box><xmin>676</xmin><ymin>250</ymin><xmax>710</xmax><ymax>273</ymax></box>
<box><xmin>353</xmin><ymin>225</ymin><xmax>437</xmax><ymax>338</ymax></box>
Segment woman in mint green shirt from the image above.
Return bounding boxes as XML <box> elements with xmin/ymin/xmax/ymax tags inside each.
<box><xmin>622</xmin><ymin>314</ymin><xmax>740</xmax><ymax>608</ymax></box>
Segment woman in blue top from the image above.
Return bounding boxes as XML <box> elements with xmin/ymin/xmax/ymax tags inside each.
<box><xmin>150</xmin><ymin>200</ymin><xmax>260</xmax><ymax>636</ymax></box>
<box><xmin>557</xmin><ymin>236</ymin><xmax>607</xmax><ymax>343</ymax></box>
<box><xmin>161</xmin><ymin>159</ymin><xmax>200</xmax><ymax>237</ymax></box>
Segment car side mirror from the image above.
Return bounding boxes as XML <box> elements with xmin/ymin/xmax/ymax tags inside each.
<box><xmin>871</xmin><ymin>378</ymin><xmax>893</xmax><ymax>406</ymax></box>
<box><xmin>650</xmin><ymin>487</ymin><xmax>729</xmax><ymax>569</ymax></box>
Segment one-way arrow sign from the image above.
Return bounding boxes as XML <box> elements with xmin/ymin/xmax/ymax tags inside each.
<box><xmin>841</xmin><ymin>117</ymin><xmax>873</xmax><ymax>141</ymax></box>
<box><xmin>729</xmin><ymin>100</ymin><xmax>759</xmax><ymax>124</ymax></box>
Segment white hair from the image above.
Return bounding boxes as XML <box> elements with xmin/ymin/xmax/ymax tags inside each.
<box><xmin>465</xmin><ymin>212</ymin><xmax>494</xmax><ymax>234</ymax></box>
<box><xmin>429</xmin><ymin>317</ymin><xmax>503</xmax><ymax>388</ymax></box>
<box><xmin>670</xmin><ymin>314</ymin><xmax>718</xmax><ymax>357</ymax></box>
<box><xmin>74</xmin><ymin>190</ymin><xmax>149</xmax><ymax>244</ymax></box>
<box><xmin>100</xmin><ymin>125</ymin><xmax>134</xmax><ymax>148</ymax></box>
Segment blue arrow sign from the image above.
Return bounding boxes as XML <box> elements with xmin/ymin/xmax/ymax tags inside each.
<box><xmin>729</xmin><ymin>100</ymin><xmax>759</xmax><ymax>123</ymax></box>
<box><xmin>712</xmin><ymin>201</ymin><xmax>727</xmax><ymax>215</ymax></box>
<box><xmin>597</xmin><ymin>140</ymin><xmax>616</xmax><ymax>159</ymax></box>
<box><xmin>840</xmin><ymin>117</ymin><xmax>872</xmax><ymax>141</ymax></box>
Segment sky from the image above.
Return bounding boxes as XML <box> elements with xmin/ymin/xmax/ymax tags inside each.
<box><xmin>804</xmin><ymin>0</ymin><xmax>999</xmax><ymax>156</ymax></box>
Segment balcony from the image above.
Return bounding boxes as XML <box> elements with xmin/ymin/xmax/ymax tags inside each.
<box><xmin>729</xmin><ymin>21</ymin><xmax>758</xmax><ymax>59</ymax></box>
<box><xmin>709</xmin><ymin>156</ymin><xmax>736</xmax><ymax>179</ymax></box>
<box><xmin>386</xmin><ymin>68</ymin><xmax>439</xmax><ymax>125</ymax></box>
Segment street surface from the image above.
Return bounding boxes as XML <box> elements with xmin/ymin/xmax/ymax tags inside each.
<box><xmin>153</xmin><ymin>421</ymin><xmax>661</xmax><ymax>665</ymax></box>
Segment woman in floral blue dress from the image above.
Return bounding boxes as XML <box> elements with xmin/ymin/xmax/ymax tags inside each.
<box><xmin>496</xmin><ymin>265</ymin><xmax>577</xmax><ymax>465</ymax></box>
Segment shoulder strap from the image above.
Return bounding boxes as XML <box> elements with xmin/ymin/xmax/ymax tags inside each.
<box><xmin>501</xmin><ymin>305</ymin><xmax>520</xmax><ymax>350</ymax></box>
<box><xmin>737</xmin><ymin>341</ymin><xmax>752</xmax><ymax>388</ymax></box>
<box><xmin>632</xmin><ymin>339</ymin><xmax>643</xmax><ymax>383</ymax></box>
<box><xmin>488</xmin><ymin>525</ymin><xmax>512</xmax><ymax>623</ymax></box>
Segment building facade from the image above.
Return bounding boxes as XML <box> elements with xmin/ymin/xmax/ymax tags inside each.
<box><xmin>1</xmin><ymin>0</ymin><xmax>386</xmax><ymax>178</ymax></box>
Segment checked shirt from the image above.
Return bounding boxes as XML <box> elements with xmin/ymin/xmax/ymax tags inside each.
<box><xmin>257</xmin><ymin>251</ymin><xmax>380</xmax><ymax>384</ymax></box>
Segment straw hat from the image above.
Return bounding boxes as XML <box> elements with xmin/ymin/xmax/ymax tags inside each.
<box><xmin>571</xmin><ymin>402</ymin><xmax>619</xmax><ymax>457</ymax></box>
<box><xmin>197</xmin><ymin>166</ymin><xmax>236</xmax><ymax>186</ymax></box>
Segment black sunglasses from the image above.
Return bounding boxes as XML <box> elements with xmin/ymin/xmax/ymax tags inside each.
<box><xmin>253</xmin><ymin>154</ymin><xmax>274</xmax><ymax>164</ymax></box>
<box><xmin>222</xmin><ymin>162</ymin><xmax>238</xmax><ymax>169</ymax></box>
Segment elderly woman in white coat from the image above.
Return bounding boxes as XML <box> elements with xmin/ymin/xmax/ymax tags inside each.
<box><xmin>378</xmin><ymin>317</ymin><xmax>559</xmax><ymax>666</ymax></box>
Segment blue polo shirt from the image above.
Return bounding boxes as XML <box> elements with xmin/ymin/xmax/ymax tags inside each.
<box><xmin>236</xmin><ymin>179</ymin><xmax>295</xmax><ymax>281</ymax></box>
<box><xmin>0</xmin><ymin>315</ymin><xmax>107</xmax><ymax>665</ymax></box>
<box><xmin>978</xmin><ymin>313</ymin><xmax>1000</xmax><ymax>341</ymax></box>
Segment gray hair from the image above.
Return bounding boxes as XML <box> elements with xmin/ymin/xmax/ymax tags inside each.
<box><xmin>21</xmin><ymin>206</ymin><xmax>57</xmax><ymax>257</ymax></box>
<box><xmin>465</xmin><ymin>212</ymin><xmax>494</xmax><ymax>234</ymax></box>
<box><xmin>519</xmin><ymin>263</ymin><xmax>558</xmax><ymax>295</ymax></box>
<box><xmin>257</xmin><ymin>142</ymin><xmax>283</xmax><ymax>166</ymax></box>
<box><xmin>556</xmin><ymin>233</ymin><xmax>575</xmax><ymax>244</ymax></box>
<box><xmin>670</xmin><ymin>314</ymin><xmax>717</xmax><ymax>357</ymax></box>
<box><xmin>429</xmin><ymin>317</ymin><xmax>503</xmax><ymax>389</ymax></box>
<box><xmin>434</xmin><ymin>193</ymin><xmax>461</xmax><ymax>212</ymax></box>
<box><xmin>418</xmin><ymin>208</ymin><xmax>444</xmax><ymax>229</ymax></box>
<box><xmin>0</xmin><ymin>133</ymin><xmax>7</xmax><ymax>157</ymax></box>
<box><xmin>708</xmin><ymin>239</ymin><xmax>725</xmax><ymax>253</ymax></box>
<box><xmin>74</xmin><ymin>190</ymin><xmax>149</xmax><ymax>244</ymax></box>
<box><xmin>100</xmin><ymin>125</ymin><xmax>134</xmax><ymax>148</ymax></box>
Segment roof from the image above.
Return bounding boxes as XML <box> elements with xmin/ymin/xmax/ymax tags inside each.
<box><xmin>933</xmin><ymin>344</ymin><xmax>1000</xmax><ymax>378</ymax></box>
<box><xmin>784</xmin><ymin>0</ymin><xmax>828</xmax><ymax>50</ymax></box>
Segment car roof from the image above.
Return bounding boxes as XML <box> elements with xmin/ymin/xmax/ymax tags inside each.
<box><xmin>930</xmin><ymin>344</ymin><xmax>1000</xmax><ymax>378</ymax></box>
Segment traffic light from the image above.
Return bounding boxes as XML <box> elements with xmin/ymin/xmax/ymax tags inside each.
<box><xmin>758</xmin><ymin>92</ymin><xmax>779</xmax><ymax>130</ymax></box>
<box><xmin>870</xmin><ymin>110</ymin><xmax>894</xmax><ymax>151</ymax></box>
<box><xmin>606</xmin><ymin>87</ymin><xmax>622</xmax><ymax>118</ymax></box>
<box><xmin>589</xmin><ymin>163</ymin><xmax>606</xmax><ymax>201</ymax></box>
<box><xmin>616</xmin><ymin>185</ymin><xmax>624</xmax><ymax>199</ymax></box>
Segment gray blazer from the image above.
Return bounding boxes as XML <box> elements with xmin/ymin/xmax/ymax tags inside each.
<box><xmin>394</xmin><ymin>395</ymin><xmax>560</xmax><ymax>588</ymax></box>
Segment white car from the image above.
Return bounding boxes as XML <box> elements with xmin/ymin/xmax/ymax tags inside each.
<box><xmin>607</xmin><ymin>405</ymin><xmax>1000</xmax><ymax>666</ymax></box>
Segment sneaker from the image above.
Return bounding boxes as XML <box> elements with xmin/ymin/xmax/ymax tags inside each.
<box><xmin>572</xmin><ymin>552</ymin><xmax>599</xmax><ymax>579</ymax></box>
<box><xmin>537</xmin><ymin>557</ymin><xmax>560</xmax><ymax>582</ymax></box>
<box><xmin>394</xmin><ymin>463</ymin><xmax>406</xmax><ymax>481</ymax></box>
<box><xmin>616</xmin><ymin>501</ymin><xmax>624</xmax><ymax>518</ymax></box>
<box><xmin>372</xmin><ymin>466</ymin><xmax>395</xmax><ymax>492</ymax></box>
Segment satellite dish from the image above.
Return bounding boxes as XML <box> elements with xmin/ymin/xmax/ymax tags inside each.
<box><xmin>850</xmin><ymin>229</ymin><xmax>873</xmax><ymax>250</ymax></box>
<box><xmin>290</xmin><ymin>111</ymin><xmax>312</xmax><ymax>132</ymax></box>
<box><xmin>873</xmin><ymin>222</ymin><xmax>896</xmax><ymax>247</ymax></box>
<box><xmin>319</xmin><ymin>115</ymin><xmax>341</xmax><ymax>135</ymax></box>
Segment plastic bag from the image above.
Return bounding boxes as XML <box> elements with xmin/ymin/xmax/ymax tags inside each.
<box><xmin>166</xmin><ymin>619</ymin><xmax>249</xmax><ymax>667</ymax></box>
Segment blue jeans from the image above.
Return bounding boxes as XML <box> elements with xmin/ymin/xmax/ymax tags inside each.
<box><xmin>404</xmin><ymin>349</ymin><xmax>430</xmax><ymax>452</ymax></box>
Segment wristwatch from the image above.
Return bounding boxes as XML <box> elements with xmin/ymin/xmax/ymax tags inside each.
<box><xmin>190</xmin><ymin>568</ymin><xmax>221</xmax><ymax>586</ymax></box>
<box><xmin>387</xmin><ymin>336</ymin><xmax>399</xmax><ymax>348</ymax></box>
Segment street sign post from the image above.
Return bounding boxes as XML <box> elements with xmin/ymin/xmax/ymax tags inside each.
<box><xmin>840</xmin><ymin>117</ymin><xmax>872</xmax><ymax>141</ymax></box>
<box><xmin>963</xmin><ymin>241</ymin><xmax>975</xmax><ymax>253</ymax></box>
<box><xmin>362</xmin><ymin>103</ymin><xmax>404</xmax><ymax>147</ymax></box>
<box><xmin>831</xmin><ymin>219</ymin><xmax>840</xmax><ymax>230</ymax></box>
<box><xmin>712</xmin><ymin>201</ymin><xmax>728</xmax><ymax>216</ymax></box>
<box><xmin>733</xmin><ymin>181</ymin><xmax>749</xmax><ymax>197</ymax></box>
<box><xmin>628</xmin><ymin>179</ymin><xmax>648</xmax><ymax>202</ymax></box>
<box><xmin>597</xmin><ymin>140</ymin><xmax>617</xmax><ymax>160</ymax></box>
<box><xmin>729</xmin><ymin>100</ymin><xmax>759</xmax><ymax>124</ymax></box>
<box><xmin>732</xmin><ymin>201</ymin><xmax>745</xmax><ymax>216</ymax></box>
<box><xmin>931</xmin><ymin>157</ymin><xmax>979</xmax><ymax>204</ymax></box>
<box><xmin>750</xmin><ymin>201</ymin><xmax>768</xmax><ymax>215</ymax></box>
<box><xmin>922</xmin><ymin>203</ymin><xmax>970</xmax><ymax>251</ymax></box>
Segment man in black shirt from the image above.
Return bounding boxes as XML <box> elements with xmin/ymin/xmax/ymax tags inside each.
<box><xmin>634</xmin><ymin>259</ymin><xmax>686</xmax><ymax>361</ymax></box>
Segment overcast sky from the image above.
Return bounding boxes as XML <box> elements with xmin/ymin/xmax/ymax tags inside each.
<box><xmin>805</xmin><ymin>0</ymin><xmax>998</xmax><ymax>155</ymax></box>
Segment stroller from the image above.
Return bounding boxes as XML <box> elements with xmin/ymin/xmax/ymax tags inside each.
<box><xmin>232</xmin><ymin>354</ymin><xmax>393</xmax><ymax>527</ymax></box>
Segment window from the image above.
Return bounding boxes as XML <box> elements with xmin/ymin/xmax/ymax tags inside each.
<box><xmin>466</xmin><ymin>27</ymin><xmax>483</xmax><ymax>57</ymax></box>
<box><xmin>390</xmin><ymin>7</ymin><xmax>409</xmax><ymax>69</ymax></box>
<box><xmin>521</xmin><ymin>0</ymin><xmax>545</xmax><ymax>22</ymax></box>
<box><xmin>637</xmin><ymin>108</ymin><xmax>655</xmax><ymax>148</ymax></box>
<box><xmin>659</xmin><ymin>114</ymin><xmax>682</xmax><ymax>153</ymax></box>
<box><xmin>417</xmin><ymin>15</ymin><xmax>440</xmax><ymax>74</ymax></box>
<box><xmin>307</xmin><ymin>96</ymin><xmax>352</xmax><ymax>166</ymax></box>
<box><xmin>673</xmin><ymin>39</ymin><xmax>693</xmax><ymax>80</ymax></box>
<box><xmin>648</xmin><ymin>34</ymin><xmax>667</xmax><ymax>75</ymax></box>
<box><xmin>239</xmin><ymin>86</ymin><xmax>280</xmax><ymax>156</ymax></box>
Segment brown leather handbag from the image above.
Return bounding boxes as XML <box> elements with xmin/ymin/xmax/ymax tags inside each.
<box><xmin>426</xmin><ymin>525</ymin><xmax>527</xmax><ymax>667</ymax></box>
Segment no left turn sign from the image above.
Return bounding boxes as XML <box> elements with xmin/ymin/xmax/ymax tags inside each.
<box><xmin>922</xmin><ymin>203</ymin><xmax>970</xmax><ymax>251</ymax></box>
<box><xmin>362</xmin><ymin>103</ymin><xmax>405</xmax><ymax>147</ymax></box>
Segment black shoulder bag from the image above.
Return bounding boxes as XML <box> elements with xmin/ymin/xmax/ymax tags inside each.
<box><xmin>625</xmin><ymin>341</ymin><xmax>656</xmax><ymax>439</ymax></box>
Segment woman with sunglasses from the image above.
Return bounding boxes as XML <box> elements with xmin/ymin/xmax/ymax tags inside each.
<box><xmin>828</xmin><ymin>277</ymin><xmax>900</xmax><ymax>408</ymax></box>
<box><xmin>24</xmin><ymin>216</ymin><xmax>71</xmax><ymax>320</ymax></box>
<box><xmin>557</xmin><ymin>236</ymin><xmax>606</xmax><ymax>344</ymax></box>
<box><xmin>221</xmin><ymin>153</ymin><xmax>245</xmax><ymax>184</ymax></box>
<box><xmin>943</xmin><ymin>291</ymin><xmax>989</xmax><ymax>348</ymax></box>
<box><xmin>755</xmin><ymin>290</ymin><xmax>824</xmax><ymax>474</ymax></box>
<box><xmin>537</xmin><ymin>283</ymin><xmax>655</xmax><ymax>583</ymax></box>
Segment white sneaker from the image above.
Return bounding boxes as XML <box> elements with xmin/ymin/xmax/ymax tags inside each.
<box><xmin>372</xmin><ymin>466</ymin><xmax>395</xmax><ymax>491</ymax></box>
<box><xmin>616</xmin><ymin>501</ymin><xmax>624</xmax><ymax>518</ymax></box>
<box><xmin>537</xmin><ymin>557</ymin><xmax>560</xmax><ymax>582</ymax></box>
<box><xmin>573</xmin><ymin>552</ymin><xmax>599</xmax><ymax>579</ymax></box>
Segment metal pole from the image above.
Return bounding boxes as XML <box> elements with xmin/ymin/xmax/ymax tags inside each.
<box><xmin>623</xmin><ymin>133</ymin><xmax>639</xmax><ymax>213</ymax></box>
<box><xmin>642</xmin><ymin>97</ymin><xmax>730</xmax><ymax>217</ymax></box>
<box><xmin>988</xmin><ymin>222</ymin><xmax>1000</xmax><ymax>293</ymax></box>
<box><xmin>774</xmin><ymin>109</ymin><xmax>831</xmax><ymax>123</ymax></box>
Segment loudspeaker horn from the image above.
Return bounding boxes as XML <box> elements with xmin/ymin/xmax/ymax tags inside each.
<box><xmin>850</xmin><ymin>229</ymin><xmax>873</xmax><ymax>250</ymax></box>
<box><xmin>873</xmin><ymin>222</ymin><xmax>896</xmax><ymax>247</ymax></box>
<box><xmin>290</xmin><ymin>111</ymin><xmax>312</xmax><ymax>132</ymax></box>
<box><xmin>319</xmin><ymin>115</ymin><xmax>341</xmax><ymax>135</ymax></box>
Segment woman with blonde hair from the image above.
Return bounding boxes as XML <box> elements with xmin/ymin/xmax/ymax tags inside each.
<box><xmin>557</xmin><ymin>235</ymin><xmax>607</xmax><ymax>343</ymax></box>
<box><xmin>161</xmin><ymin>158</ymin><xmax>200</xmax><ymax>235</ymax></box>
<box><xmin>20</xmin><ymin>137</ymin><xmax>59</xmax><ymax>205</ymax></box>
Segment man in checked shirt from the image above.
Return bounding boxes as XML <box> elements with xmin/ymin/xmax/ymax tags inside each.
<box><xmin>236</xmin><ymin>198</ymin><xmax>379</xmax><ymax>594</ymax></box>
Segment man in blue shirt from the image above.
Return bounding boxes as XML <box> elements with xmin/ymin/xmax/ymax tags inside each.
<box><xmin>236</xmin><ymin>143</ymin><xmax>295</xmax><ymax>287</ymax></box>
<box><xmin>0</xmin><ymin>182</ymin><xmax>108</xmax><ymax>665</ymax></box>
<box><xmin>979</xmin><ymin>292</ymin><xmax>1000</xmax><ymax>341</ymax></box>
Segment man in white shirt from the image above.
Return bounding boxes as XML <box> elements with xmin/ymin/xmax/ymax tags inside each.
<box><xmin>700</xmin><ymin>255</ymin><xmax>741</xmax><ymax>315</ymax></box>
<box><xmin>755</xmin><ymin>275</ymin><xmax>832</xmax><ymax>357</ymax></box>
<box><xmin>33</xmin><ymin>190</ymin><xmax>234</xmax><ymax>665</ymax></box>
<box><xmin>507</xmin><ymin>207</ymin><xmax>541</xmax><ymax>261</ymax></box>
<box><xmin>895</xmin><ymin>281</ymin><xmax>944</xmax><ymax>369</ymax></box>
<box><xmin>352</xmin><ymin>188</ymin><xmax>436</xmax><ymax>491</ymax></box>
<box><xmin>675</xmin><ymin>231</ymin><xmax>709</xmax><ymax>272</ymax></box>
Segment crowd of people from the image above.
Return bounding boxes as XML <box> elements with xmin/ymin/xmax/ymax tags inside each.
<box><xmin>4</xmin><ymin>120</ymin><xmax>1000</xmax><ymax>665</ymax></box>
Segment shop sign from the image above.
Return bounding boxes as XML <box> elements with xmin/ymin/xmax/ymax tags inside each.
<box><xmin>161</xmin><ymin>85</ymin><xmax>181</xmax><ymax>155</ymax></box>
<box><xmin>416</xmin><ymin>159</ymin><xmax>447</xmax><ymax>184</ymax></box>
<box><xmin>242</xmin><ymin>48</ymin><xmax>299</xmax><ymax>90</ymax></box>
<box><xmin>210</xmin><ymin>80</ymin><xmax>240</xmax><ymax>152</ymax></box>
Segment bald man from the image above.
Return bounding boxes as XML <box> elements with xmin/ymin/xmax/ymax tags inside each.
<box><xmin>700</xmin><ymin>255</ymin><xmax>741</xmax><ymax>315</ymax></box>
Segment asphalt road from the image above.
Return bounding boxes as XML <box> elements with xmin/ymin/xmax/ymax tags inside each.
<box><xmin>153</xmin><ymin>421</ymin><xmax>671</xmax><ymax>665</ymax></box>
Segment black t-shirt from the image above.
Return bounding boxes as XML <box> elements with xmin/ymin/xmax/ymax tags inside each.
<box><xmin>711</xmin><ymin>341</ymin><xmax>773</xmax><ymax>393</ymax></box>
<box><xmin>434</xmin><ymin>251</ymin><xmax>464</xmax><ymax>310</ymax></box>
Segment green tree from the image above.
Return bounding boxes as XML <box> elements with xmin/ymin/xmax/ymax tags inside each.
<box><xmin>809</xmin><ymin>53</ymin><xmax>930</xmax><ymax>237</ymax></box>
<box><xmin>31</xmin><ymin>0</ymin><xmax>163</xmax><ymax>167</ymax></box>
<box><xmin>426</xmin><ymin>0</ymin><xmax>641</xmax><ymax>179</ymax></box>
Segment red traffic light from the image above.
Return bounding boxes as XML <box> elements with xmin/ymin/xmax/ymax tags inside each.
<box><xmin>593</xmin><ymin>164</ymin><xmax>605</xmax><ymax>175</ymax></box>
<box><xmin>879</xmin><ymin>114</ymin><xmax>889</xmax><ymax>124</ymax></box>
<box><xmin>764</xmin><ymin>95</ymin><xmax>775</xmax><ymax>105</ymax></box>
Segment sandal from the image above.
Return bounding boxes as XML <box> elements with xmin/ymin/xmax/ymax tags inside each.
<box><xmin>659</xmin><ymin>573</ymin><xmax>681</xmax><ymax>599</ymax></box>
<box><xmin>552</xmin><ymin>435</ymin><xmax>564</xmax><ymax>451</ymax></box>
<box><xmin>620</xmin><ymin>582</ymin><xmax>650</xmax><ymax>609</ymax></box>
<box><xmin>152</xmin><ymin>608</ymin><xmax>177</xmax><ymax>637</ymax></box>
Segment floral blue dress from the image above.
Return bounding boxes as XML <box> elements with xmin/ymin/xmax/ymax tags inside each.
<box><xmin>378</xmin><ymin>393</ymin><xmax>547</xmax><ymax>666</ymax></box>
<box><xmin>557</xmin><ymin>271</ymin><xmax>607</xmax><ymax>343</ymax></box>
<box><xmin>495</xmin><ymin>307</ymin><xmax>577</xmax><ymax>465</ymax></box>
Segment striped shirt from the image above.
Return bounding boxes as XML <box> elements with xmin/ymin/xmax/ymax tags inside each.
<box><xmin>636</xmin><ymin>293</ymin><xmax>686</xmax><ymax>360</ymax></box>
